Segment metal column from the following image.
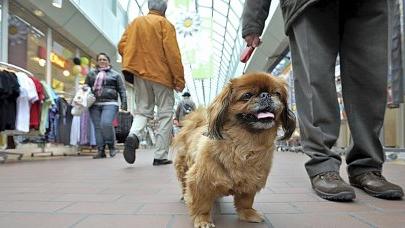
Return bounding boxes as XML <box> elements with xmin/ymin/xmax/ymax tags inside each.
<box><xmin>0</xmin><ymin>0</ymin><xmax>8</xmax><ymax>62</ymax></box>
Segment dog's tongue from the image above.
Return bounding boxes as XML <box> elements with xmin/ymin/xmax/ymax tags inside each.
<box><xmin>256</xmin><ymin>112</ymin><xmax>274</xmax><ymax>119</ymax></box>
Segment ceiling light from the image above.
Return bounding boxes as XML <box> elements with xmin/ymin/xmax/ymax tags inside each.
<box><xmin>52</xmin><ymin>0</ymin><xmax>62</xmax><ymax>8</ymax></box>
<box><xmin>38</xmin><ymin>59</ymin><xmax>46</xmax><ymax>67</ymax></box>
<box><xmin>63</xmin><ymin>70</ymin><xmax>70</xmax><ymax>77</ymax></box>
<box><xmin>34</xmin><ymin>9</ymin><xmax>44</xmax><ymax>17</ymax></box>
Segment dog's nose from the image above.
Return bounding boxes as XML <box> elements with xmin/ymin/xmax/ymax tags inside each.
<box><xmin>260</xmin><ymin>92</ymin><xmax>270</xmax><ymax>99</ymax></box>
<box><xmin>259</xmin><ymin>92</ymin><xmax>273</xmax><ymax>108</ymax></box>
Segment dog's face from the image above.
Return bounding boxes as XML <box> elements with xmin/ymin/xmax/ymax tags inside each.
<box><xmin>207</xmin><ymin>72</ymin><xmax>296</xmax><ymax>140</ymax></box>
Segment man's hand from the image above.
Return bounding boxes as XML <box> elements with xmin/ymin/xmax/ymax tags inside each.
<box><xmin>244</xmin><ymin>34</ymin><xmax>261</xmax><ymax>48</ymax></box>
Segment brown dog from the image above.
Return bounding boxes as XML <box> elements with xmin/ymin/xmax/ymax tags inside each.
<box><xmin>173</xmin><ymin>72</ymin><xmax>296</xmax><ymax>228</ymax></box>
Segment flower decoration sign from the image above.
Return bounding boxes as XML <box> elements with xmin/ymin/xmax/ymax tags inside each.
<box><xmin>8</xmin><ymin>15</ymin><xmax>29</xmax><ymax>46</ymax></box>
<box><xmin>176</xmin><ymin>12</ymin><xmax>201</xmax><ymax>38</ymax></box>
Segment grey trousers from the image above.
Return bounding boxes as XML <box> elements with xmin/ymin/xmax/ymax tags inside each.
<box><xmin>288</xmin><ymin>0</ymin><xmax>388</xmax><ymax>177</ymax></box>
<box><xmin>89</xmin><ymin>105</ymin><xmax>118</xmax><ymax>150</ymax></box>
<box><xmin>129</xmin><ymin>76</ymin><xmax>174</xmax><ymax>160</ymax></box>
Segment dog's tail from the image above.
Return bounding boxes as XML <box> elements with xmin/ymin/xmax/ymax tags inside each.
<box><xmin>172</xmin><ymin>108</ymin><xmax>207</xmax><ymax>151</ymax></box>
<box><xmin>181</xmin><ymin>107</ymin><xmax>207</xmax><ymax>130</ymax></box>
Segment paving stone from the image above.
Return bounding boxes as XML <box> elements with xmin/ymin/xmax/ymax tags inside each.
<box><xmin>51</xmin><ymin>193</ymin><xmax>122</xmax><ymax>202</ymax></box>
<box><xmin>353</xmin><ymin>211</ymin><xmax>405</xmax><ymax>228</ymax></box>
<box><xmin>74</xmin><ymin>215</ymin><xmax>171</xmax><ymax>228</ymax></box>
<box><xmin>266</xmin><ymin>213</ymin><xmax>370</xmax><ymax>228</ymax></box>
<box><xmin>291</xmin><ymin>201</ymin><xmax>375</xmax><ymax>213</ymax></box>
<box><xmin>137</xmin><ymin>202</ymin><xmax>189</xmax><ymax>215</ymax></box>
<box><xmin>0</xmin><ymin>213</ymin><xmax>84</xmax><ymax>228</ymax></box>
<box><xmin>58</xmin><ymin>202</ymin><xmax>142</xmax><ymax>214</ymax></box>
<box><xmin>219</xmin><ymin>202</ymin><xmax>299</xmax><ymax>214</ymax></box>
<box><xmin>0</xmin><ymin>201</ymin><xmax>71</xmax><ymax>213</ymax></box>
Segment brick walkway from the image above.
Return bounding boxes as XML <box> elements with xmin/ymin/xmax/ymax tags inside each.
<box><xmin>0</xmin><ymin>150</ymin><xmax>404</xmax><ymax>228</ymax></box>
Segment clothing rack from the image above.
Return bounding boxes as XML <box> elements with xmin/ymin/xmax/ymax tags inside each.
<box><xmin>0</xmin><ymin>61</ymin><xmax>34</xmax><ymax>76</ymax></box>
<box><xmin>0</xmin><ymin>62</ymin><xmax>52</xmax><ymax>163</ymax></box>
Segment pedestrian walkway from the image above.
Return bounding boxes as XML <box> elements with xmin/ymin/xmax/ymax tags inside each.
<box><xmin>0</xmin><ymin>150</ymin><xmax>404</xmax><ymax>228</ymax></box>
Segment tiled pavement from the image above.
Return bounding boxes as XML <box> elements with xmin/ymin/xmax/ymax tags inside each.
<box><xmin>0</xmin><ymin>150</ymin><xmax>404</xmax><ymax>228</ymax></box>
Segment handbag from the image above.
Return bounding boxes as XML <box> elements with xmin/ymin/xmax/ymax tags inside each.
<box><xmin>71</xmin><ymin>106</ymin><xmax>83</xmax><ymax>116</ymax></box>
<box><xmin>115</xmin><ymin>111</ymin><xmax>133</xmax><ymax>143</ymax></box>
<box><xmin>71</xmin><ymin>86</ymin><xmax>95</xmax><ymax>116</ymax></box>
<box><xmin>86</xmin><ymin>91</ymin><xmax>96</xmax><ymax>107</ymax></box>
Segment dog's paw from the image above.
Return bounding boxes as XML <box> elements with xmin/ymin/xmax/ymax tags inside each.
<box><xmin>238</xmin><ymin>209</ymin><xmax>264</xmax><ymax>223</ymax></box>
<box><xmin>194</xmin><ymin>221</ymin><xmax>215</xmax><ymax>228</ymax></box>
<box><xmin>194</xmin><ymin>215</ymin><xmax>215</xmax><ymax>228</ymax></box>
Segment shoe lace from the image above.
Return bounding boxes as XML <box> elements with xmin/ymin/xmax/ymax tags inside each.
<box><xmin>321</xmin><ymin>172</ymin><xmax>341</xmax><ymax>181</ymax></box>
<box><xmin>366</xmin><ymin>171</ymin><xmax>387</xmax><ymax>182</ymax></box>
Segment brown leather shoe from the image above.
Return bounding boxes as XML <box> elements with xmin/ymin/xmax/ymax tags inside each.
<box><xmin>349</xmin><ymin>171</ymin><xmax>404</xmax><ymax>199</ymax></box>
<box><xmin>311</xmin><ymin>172</ymin><xmax>356</xmax><ymax>201</ymax></box>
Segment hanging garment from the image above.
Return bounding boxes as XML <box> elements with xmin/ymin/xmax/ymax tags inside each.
<box><xmin>57</xmin><ymin>99</ymin><xmax>73</xmax><ymax>145</ymax></box>
<box><xmin>70</xmin><ymin>116</ymin><xmax>81</xmax><ymax>146</ymax></box>
<box><xmin>79</xmin><ymin>110</ymin><xmax>90</xmax><ymax>145</ymax></box>
<box><xmin>29</xmin><ymin>76</ymin><xmax>45</xmax><ymax>129</ymax></box>
<box><xmin>39</xmin><ymin>81</ymin><xmax>58</xmax><ymax>135</ymax></box>
<box><xmin>0</xmin><ymin>71</ymin><xmax>20</xmax><ymax>131</ymax></box>
<box><xmin>15</xmin><ymin>72</ymin><xmax>38</xmax><ymax>133</ymax></box>
<box><xmin>47</xmin><ymin>100</ymin><xmax>59</xmax><ymax>142</ymax></box>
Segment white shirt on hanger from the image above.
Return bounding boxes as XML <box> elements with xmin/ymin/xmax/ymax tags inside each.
<box><xmin>15</xmin><ymin>72</ymin><xmax>39</xmax><ymax>132</ymax></box>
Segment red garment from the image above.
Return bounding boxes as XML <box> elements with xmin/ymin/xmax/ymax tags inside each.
<box><xmin>112</xmin><ymin>115</ymin><xmax>118</xmax><ymax>127</ymax></box>
<box><xmin>29</xmin><ymin>76</ymin><xmax>45</xmax><ymax>129</ymax></box>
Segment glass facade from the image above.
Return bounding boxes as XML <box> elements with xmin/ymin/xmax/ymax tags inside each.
<box><xmin>8</xmin><ymin>2</ymin><xmax>47</xmax><ymax>80</ymax></box>
<box><xmin>7</xmin><ymin>1</ymin><xmax>93</xmax><ymax>99</ymax></box>
<box><xmin>51</xmin><ymin>32</ymin><xmax>77</xmax><ymax>98</ymax></box>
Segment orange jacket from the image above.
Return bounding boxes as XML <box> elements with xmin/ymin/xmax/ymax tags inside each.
<box><xmin>118</xmin><ymin>10</ymin><xmax>185</xmax><ymax>91</ymax></box>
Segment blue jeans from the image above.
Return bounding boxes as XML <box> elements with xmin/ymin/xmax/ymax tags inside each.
<box><xmin>89</xmin><ymin>105</ymin><xmax>118</xmax><ymax>150</ymax></box>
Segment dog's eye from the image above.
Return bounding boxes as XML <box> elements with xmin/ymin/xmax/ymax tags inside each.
<box><xmin>274</xmin><ymin>92</ymin><xmax>281</xmax><ymax>97</ymax></box>
<box><xmin>241</xmin><ymin>92</ymin><xmax>253</xmax><ymax>101</ymax></box>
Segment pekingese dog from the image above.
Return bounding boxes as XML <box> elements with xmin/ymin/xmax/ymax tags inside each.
<box><xmin>172</xmin><ymin>72</ymin><xmax>296</xmax><ymax>228</ymax></box>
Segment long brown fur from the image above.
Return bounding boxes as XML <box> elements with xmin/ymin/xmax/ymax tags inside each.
<box><xmin>172</xmin><ymin>72</ymin><xmax>296</xmax><ymax>228</ymax></box>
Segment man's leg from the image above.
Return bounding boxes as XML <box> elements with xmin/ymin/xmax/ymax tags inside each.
<box><xmin>289</xmin><ymin>0</ymin><xmax>355</xmax><ymax>201</ymax></box>
<box><xmin>124</xmin><ymin>75</ymin><xmax>155</xmax><ymax>164</ymax></box>
<box><xmin>340</xmin><ymin>0</ymin><xmax>403</xmax><ymax>199</ymax></box>
<box><xmin>340</xmin><ymin>0</ymin><xmax>387</xmax><ymax>177</ymax></box>
<box><xmin>289</xmin><ymin>0</ymin><xmax>341</xmax><ymax>177</ymax></box>
<box><xmin>152</xmin><ymin>82</ymin><xmax>174</xmax><ymax>165</ymax></box>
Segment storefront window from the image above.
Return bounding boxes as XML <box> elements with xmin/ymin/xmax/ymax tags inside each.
<box><xmin>51</xmin><ymin>31</ymin><xmax>76</xmax><ymax>97</ymax></box>
<box><xmin>8</xmin><ymin>2</ymin><xmax>94</xmax><ymax>99</ymax></box>
<box><xmin>8</xmin><ymin>1</ymin><xmax>47</xmax><ymax>81</ymax></box>
<box><xmin>52</xmin><ymin>31</ymin><xmax>93</xmax><ymax>98</ymax></box>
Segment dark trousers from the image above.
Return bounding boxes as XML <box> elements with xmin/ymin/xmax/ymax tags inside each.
<box><xmin>89</xmin><ymin>105</ymin><xmax>118</xmax><ymax>151</ymax></box>
<box><xmin>288</xmin><ymin>0</ymin><xmax>388</xmax><ymax>177</ymax></box>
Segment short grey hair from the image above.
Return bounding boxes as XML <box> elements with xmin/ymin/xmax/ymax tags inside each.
<box><xmin>148</xmin><ymin>0</ymin><xmax>168</xmax><ymax>14</ymax></box>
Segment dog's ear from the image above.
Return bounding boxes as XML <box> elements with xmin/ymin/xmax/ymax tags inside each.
<box><xmin>278</xmin><ymin>80</ymin><xmax>296</xmax><ymax>141</ymax></box>
<box><xmin>207</xmin><ymin>82</ymin><xmax>232</xmax><ymax>140</ymax></box>
<box><xmin>280</xmin><ymin>107</ymin><xmax>296</xmax><ymax>141</ymax></box>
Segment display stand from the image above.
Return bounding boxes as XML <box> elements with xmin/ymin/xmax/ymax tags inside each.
<box><xmin>0</xmin><ymin>62</ymin><xmax>53</xmax><ymax>162</ymax></box>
